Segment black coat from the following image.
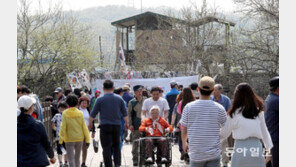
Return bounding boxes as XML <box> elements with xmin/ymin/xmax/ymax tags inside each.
<box><xmin>17</xmin><ymin>114</ymin><xmax>54</xmax><ymax>167</ymax></box>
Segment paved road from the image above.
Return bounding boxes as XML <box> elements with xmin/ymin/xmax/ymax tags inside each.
<box><xmin>48</xmin><ymin>129</ymin><xmax>230</xmax><ymax>167</ymax></box>
<box><xmin>48</xmin><ymin>130</ymin><xmax>189</xmax><ymax>167</ymax></box>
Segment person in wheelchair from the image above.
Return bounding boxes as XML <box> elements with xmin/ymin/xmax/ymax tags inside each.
<box><xmin>139</xmin><ymin>105</ymin><xmax>173</xmax><ymax>163</ymax></box>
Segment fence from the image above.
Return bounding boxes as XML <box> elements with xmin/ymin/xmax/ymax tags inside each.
<box><xmin>42</xmin><ymin>102</ymin><xmax>56</xmax><ymax>148</ymax></box>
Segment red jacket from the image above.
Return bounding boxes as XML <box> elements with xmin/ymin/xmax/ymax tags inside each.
<box><xmin>139</xmin><ymin>117</ymin><xmax>173</xmax><ymax>137</ymax></box>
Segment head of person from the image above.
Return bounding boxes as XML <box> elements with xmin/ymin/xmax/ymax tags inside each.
<box><xmin>66</xmin><ymin>94</ymin><xmax>79</xmax><ymax>108</ymax></box>
<box><xmin>133</xmin><ymin>85</ymin><xmax>143</xmax><ymax>98</ymax></box>
<box><xmin>228</xmin><ymin>83</ymin><xmax>264</xmax><ymax>119</ymax></box>
<box><xmin>103</xmin><ymin>80</ymin><xmax>114</xmax><ymax>93</ymax></box>
<box><xmin>149</xmin><ymin>105</ymin><xmax>161</xmax><ymax>120</ymax></box>
<box><xmin>95</xmin><ymin>90</ymin><xmax>101</xmax><ymax>98</ymax></box>
<box><xmin>150</xmin><ymin>86</ymin><xmax>161</xmax><ymax>101</ymax></box>
<box><xmin>54</xmin><ymin>87</ymin><xmax>64</xmax><ymax>99</ymax></box>
<box><xmin>181</xmin><ymin>87</ymin><xmax>196</xmax><ymax>111</ymax></box>
<box><xmin>114</xmin><ymin>87</ymin><xmax>124</xmax><ymax>97</ymax></box>
<box><xmin>176</xmin><ymin>92</ymin><xmax>183</xmax><ymax>103</ymax></box>
<box><xmin>64</xmin><ymin>89</ymin><xmax>72</xmax><ymax>96</ymax></box>
<box><xmin>213</xmin><ymin>84</ymin><xmax>223</xmax><ymax>98</ymax></box>
<box><xmin>78</xmin><ymin>95</ymin><xmax>90</xmax><ymax>109</ymax></box>
<box><xmin>198</xmin><ymin>76</ymin><xmax>215</xmax><ymax>97</ymax></box>
<box><xmin>84</xmin><ymin>88</ymin><xmax>90</xmax><ymax>95</ymax></box>
<box><xmin>58</xmin><ymin>101</ymin><xmax>68</xmax><ymax>113</ymax></box>
<box><xmin>73</xmin><ymin>88</ymin><xmax>81</xmax><ymax>98</ymax></box>
<box><xmin>21</xmin><ymin>85</ymin><xmax>31</xmax><ymax>95</ymax></box>
<box><xmin>17</xmin><ymin>95</ymin><xmax>36</xmax><ymax>122</ymax></box>
<box><xmin>190</xmin><ymin>82</ymin><xmax>198</xmax><ymax>91</ymax></box>
<box><xmin>122</xmin><ymin>85</ymin><xmax>130</xmax><ymax>93</ymax></box>
<box><xmin>142</xmin><ymin>89</ymin><xmax>150</xmax><ymax>98</ymax></box>
<box><xmin>44</xmin><ymin>96</ymin><xmax>54</xmax><ymax>103</ymax></box>
<box><xmin>178</xmin><ymin>85</ymin><xmax>183</xmax><ymax>91</ymax></box>
<box><xmin>269</xmin><ymin>76</ymin><xmax>279</xmax><ymax>95</ymax></box>
<box><xmin>17</xmin><ymin>85</ymin><xmax>22</xmax><ymax>100</ymax></box>
<box><xmin>170</xmin><ymin>81</ymin><xmax>178</xmax><ymax>89</ymax></box>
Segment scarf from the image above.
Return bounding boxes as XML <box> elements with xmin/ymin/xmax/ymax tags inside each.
<box><xmin>151</xmin><ymin>117</ymin><xmax>163</xmax><ymax>134</ymax></box>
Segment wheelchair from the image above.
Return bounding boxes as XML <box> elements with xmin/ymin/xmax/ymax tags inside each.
<box><xmin>135</xmin><ymin>132</ymin><xmax>174</xmax><ymax>167</ymax></box>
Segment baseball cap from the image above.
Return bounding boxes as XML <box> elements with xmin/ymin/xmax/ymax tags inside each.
<box><xmin>170</xmin><ymin>80</ymin><xmax>178</xmax><ymax>86</ymax></box>
<box><xmin>95</xmin><ymin>90</ymin><xmax>101</xmax><ymax>94</ymax></box>
<box><xmin>18</xmin><ymin>95</ymin><xmax>36</xmax><ymax>110</ymax></box>
<box><xmin>269</xmin><ymin>76</ymin><xmax>279</xmax><ymax>89</ymax></box>
<box><xmin>54</xmin><ymin>87</ymin><xmax>63</xmax><ymax>93</ymax></box>
<box><xmin>133</xmin><ymin>85</ymin><xmax>143</xmax><ymax>92</ymax></box>
<box><xmin>199</xmin><ymin>76</ymin><xmax>215</xmax><ymax>91</ymax></box>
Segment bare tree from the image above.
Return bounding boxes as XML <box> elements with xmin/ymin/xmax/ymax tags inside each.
<box><xmin>17</xmin><ymin>0</ymin><xmax>99</xmax><ymax>97</ymax></box>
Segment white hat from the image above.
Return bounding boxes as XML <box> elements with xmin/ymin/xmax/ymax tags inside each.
<box><xmin>18</xmin><ymin>95</ymin><xmax>36</xmax><ymax>110</ymax></box>
<box><xmin>149</xmin><ymin>105</ymin><xmax>160</xmax><ymax>115</ymax></box>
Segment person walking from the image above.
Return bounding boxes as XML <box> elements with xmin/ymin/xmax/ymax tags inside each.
<box><xmin>175</xmin><ymin>87</ymin><xmax>196</xmax><ymax>162</ymax></box>
<box><xmin>78</xmin><ymin>95</ymin><xmax>95</xmax><ymax>167</ymax></box>
<box><xmin>189</xmin><ymin>82</ymin><xmax>199</xmax><ymax>99</ymax></box>
<box><xmin>220</xmin><ymin>83</ymin><xmax>273</xmax><ymax>167</ymax></box>
<box><xmin>142</xmin><ymin>86</ymin><xmax>170</xmax><ymax>120</ymax></box>
<box><xmin>211</xmin><ymin>84</ymin><xmax>232</xmax><ymax>167</ymax></box>
<box><xmin>89</xmin><ymin>80</ymin><xmax>129</xmax><ymax>167</ymax></box>
<box><xmin>165</xmin><ymin>81</ymin><xmax>180</xmax><ymax>124</ymax></box>
<box><xmin>265</xmin><ymin>76</ymin><xmax>279</xmax><ymax>167</ymax></box>
<box><xmin>55</xmin><ymin>87</ymin><xmax>66</xmax><ymax>103</ymax></box>
<box><xmin>113</xmin><ymin>87</ymin><xmax>127</xmax><ymax>149</ymax></box>
<box><xmin>122</xmin><ymin>85</ymin><xmax>133</xmax><ymax>106</ymax></box>
<box><xmin>52</xmin><ymin>101</ymin><xmax>69</xmax><ymax>167</ymax></box>
<box><xmin>180</xmin><ymin>76</ymin><xmax>226</xmax><ymax>167</ymax></box>
<box><xmin>59</xmin><ymin>94</ymin><xmax>90</xmax><ymax>167</ymax></box>
<box><xmin>21</xmin><ymin>85</ymin><xmax>43</xmax><ymax>121</ymax></box>
<box><xmin>17</xmin><ymin>95</ymin><xmax>56</xmax><ymax>167</ymax></box>
<box><xmin>128</xmin><ymin>85</ymin><xmax>146</xmax><ymax>166</ymax></box>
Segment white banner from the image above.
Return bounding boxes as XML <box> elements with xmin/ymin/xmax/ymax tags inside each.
<box><xmin>91</xmin><ymin>75</ymin><xmax>199</xmax><ymax>95</ymax></box>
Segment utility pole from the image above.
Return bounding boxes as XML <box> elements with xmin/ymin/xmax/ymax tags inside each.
<box><xmin>99</xmin><ymin>36</ymin><xmax>103</xmax><ymax>67</ymax></box>
<box><xmin>141</xmin><ymin>0</ymin><xmax>142</xmax><ymax>13</ymax></box>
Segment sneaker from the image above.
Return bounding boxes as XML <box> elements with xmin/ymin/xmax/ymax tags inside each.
<box><xmin>59</xmin><ymin>163</ymin><xmax>63</xmax><ymax>167</ymax></box>
<box><xmin>81</xmin><ymin>163</ymin><xmax>87</xmax><ymax>167</ymax></box>
<box><xmin>63</xmin><ymin>163</ymin><xmax>69</xmax><ymax>167</ymax></box>
<box><xmin>146</xmin><ymin>157</ymin><xmax>153</xmax><ymax>162</ymax></box>
<box><xmin>161</xmin><ymin>157</ymin><xmax>168</xmax><ymax>162</ymax></box>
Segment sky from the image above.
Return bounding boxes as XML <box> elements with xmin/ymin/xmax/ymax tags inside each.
<box><xmin>28</xmin><ymin>0</ymin><xmax>236</xmax><ymax>13</ymax></box>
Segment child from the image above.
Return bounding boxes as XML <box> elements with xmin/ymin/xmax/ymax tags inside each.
<box><xmin>52</xmin><ymin>101</ymin><xmax>69</xmax><ymax>167</ymax></box>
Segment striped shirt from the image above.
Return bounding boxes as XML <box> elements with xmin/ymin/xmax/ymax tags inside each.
<box><xmin>180</xmin><ymin>99</ymin><xmax>226</xmax><ymax>162</ymax></box>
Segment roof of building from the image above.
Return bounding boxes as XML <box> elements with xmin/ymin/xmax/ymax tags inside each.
<box><xmin>111</xmin><ymin>11</ymin><xmax>235</xmax><ymax>28</ymax></box>
<box><xmin>111</xmin><ymin>11</ymin><xmax>185</xmax><ymax>28</ymax></box>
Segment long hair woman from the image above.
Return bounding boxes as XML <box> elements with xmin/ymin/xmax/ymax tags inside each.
<box><xmin>177</xmin><ymin>87</ymin><xmax>195</xmax><ymax>163</ymax></box>
<box><xmin>220</xmin><ymin>83</ymin><xmax>273</xmax><ymax>167</ymax></box>
<box><xmin>17</xmin><ymin>95</ymin><xmax>56</xmax><ymax>167</ymax></box>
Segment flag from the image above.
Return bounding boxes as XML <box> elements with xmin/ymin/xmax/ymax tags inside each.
<box><xmin>119</xmin><ymin>42</ymin><xmax>128</xmax><ymax>72</ymax></box>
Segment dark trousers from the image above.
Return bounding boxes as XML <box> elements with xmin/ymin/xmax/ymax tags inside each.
<box><xmin>271</xmin><ymin>142</ymin><xmax>279</xmax><ymax>167</ymax></box>
<box><xmin>100</xmin><ymin>124</ymin><xmax>121</xmax><ymax>167</ymax></box>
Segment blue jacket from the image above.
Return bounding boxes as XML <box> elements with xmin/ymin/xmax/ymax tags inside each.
<box><xmin>265</xmin><ymin>92</ymin><xmax>279</xmax><ymax>143</ymax></box>
<box><xmin>211</xmin><ymin>94</ymin><xmax>232</xmax><ymax>111</ymax></box>
<box><xmin>123</xmin><ymin>92</ymin><xmax>133</xmax><ymax>107</ymax></box>
<box><xmin>165</xmin><ymin>88</ymin><xmax>180</xmax><ymax>114</ymax></box>
<box><xmin>17</xmin><ymin>114</ymin><xmax>54</xmax><ymax>167</ymax></box>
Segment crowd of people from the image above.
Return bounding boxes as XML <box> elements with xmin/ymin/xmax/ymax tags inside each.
<box><xmin>17</xmin><ymin>75</ymin><xmax>279</xmax><ymax>167</ymax></box>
